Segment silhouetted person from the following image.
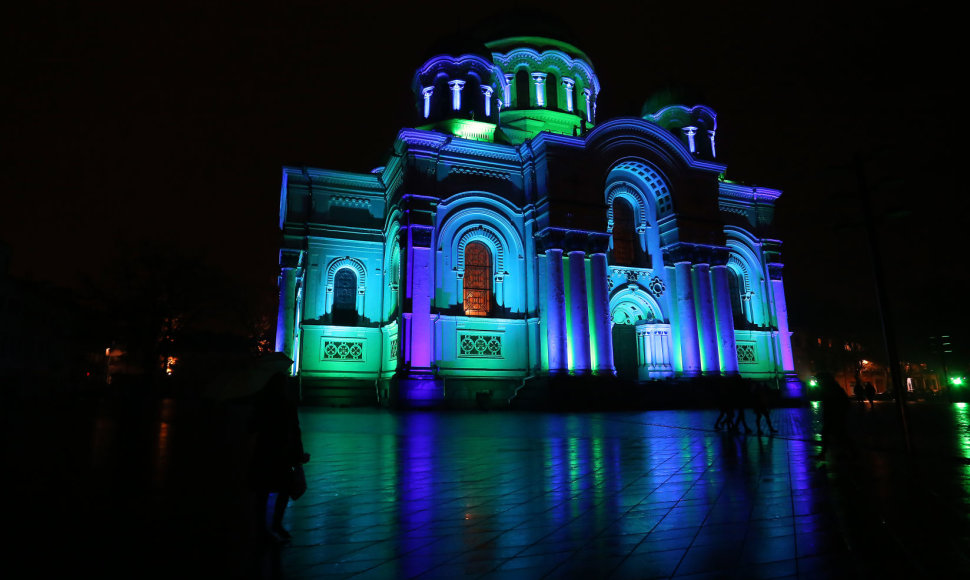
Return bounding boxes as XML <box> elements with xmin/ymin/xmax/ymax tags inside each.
<box><xmin>864</xmin><ymin>382</ymin><xmax>876</xmax><ymax>408</ymax></box>
<box><xmin>751</xmin><ymin>382</ymin><xmax>778</xmax><ymax>435</ymax></box>
<box><xmin>853</xmin><ymin>379</ymin><xmax>864</xmax><ymax>405</ymax></box>
<box><xmin>249</xmin><ymin>373</ymin><xmax>309</xmax><ymax>543</ymax></box>
<box><xmin>815</xmin><ymin>373</ymin><xmax>851</xmax><ymax>459</ymax></box>
<box><xmin>713</xmin><ymin>379</ymin><xmax>735</xmax><ymax>431</ymax></box>
<box><xmin>729</xmin><ymin>375</ymin><xmax>752</xmax><ymax>434</ymax></box>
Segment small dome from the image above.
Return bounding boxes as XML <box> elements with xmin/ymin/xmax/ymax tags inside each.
<box><xmin>642</xmin><ymin>88</ymin><xmax>719</xmax><ymax>160</ymax></box>
<box><xmin>641</xmin><ymin>86</ymin><xmax>710</xmax><ymax>118</ymax></box>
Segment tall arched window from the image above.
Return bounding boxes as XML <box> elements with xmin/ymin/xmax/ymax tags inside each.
<box><xmin>333</xmin><ymin>268</ymin><xmax>359</xmax><ymax>326</ymax></box>
<box><xmin>727</xmin><ymin>268</ymin><xmax>745</xmax><ymax>326</ymax></box>
<box><xmin>612</xmin><ymin>198</ymin><xmax>636</xmax><ymax>265</ymax></box>
<box><xmin>545</xmin><ymin>72</ymin><xmax>558</xmax><ymax>110</ymax></box>
<box><xmin>463</xmin><ymin>242</ymin><xmax>491</xmax><ymax>317</ymax></box>
<box><xmin>514</xmin><ymin>69</ymin><xmax>530</xmax><ymax>108</ymax></box>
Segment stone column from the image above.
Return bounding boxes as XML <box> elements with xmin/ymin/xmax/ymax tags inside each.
<box><xmin>711</xmin><ymin>265</ymin><xmax>738</xmax><ymax>374</ymax></box>
<box><xmin>448</xmin><ymin>80</ymin><xmax>465</xmax><ymax>111</ymax></box>
<box><xmin>545</xmin><ymin>249</ymin><xmax>568</xmax><ymax>374</ymax></box>
<box><xmin>531</xmin><ymin>72</ymin><xmax>547</xmax><ymax>107</ymax></box>
<box><xmin>589</xmin><ymin>252</ymin><xmax>614</xmax><ymax>375</ymax></box>
<box><xmin>275</xmin><ymin>249</ymin><xmax>302</xmax><ymax>374</ymax></box>
<box><xmin>641</xmin><ymin>328</ymin><xmax>652</xmax><ymax>371</ymax></box>
<box><xmin>503</xmin><ymin>74</ymin><xmax>513</xmax><ymax>108</ymax></box>
<box><xmin>275</xmin><ymin>266</ymin><xmax>297</xmax><ymax>360</ymax></box>
<box><xmin>421</xmin><ymin>87</ymin><xmax>434</xmax><ymax>119</ymax></box>
<box><xmin>481</xmin><ymin>85</ymin><xmax>494</xmax><ymax>117</ymax></box>
<box><xmin>693</xmin><ymin>264</ymin><xmax>720</xmax><ymax>374</ymax></box>
<box><xmin>771</xmin><ymin>275</ymin><xmax>795</xmax><ymax>372</ymax></box>
<box><xmin>675</xmin><ymin>261</ymin><xmax>701</xmax><ymax>376</ymax></box>
<box><xmin>561</xmin><ymin>77</ymin><xmax>575</xmax><ymax>112</ymax></box>
<box><xmin>404</xmin><ymin>226</ymin><xmax>433</xmax><ymax>372</ymax></box>
<box><xmin>568</xmin><ymin>250</ymin><xmax>591</xmax><ymax>374</ymax></box>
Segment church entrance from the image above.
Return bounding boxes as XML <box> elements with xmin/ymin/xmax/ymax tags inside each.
<box><xmin>612</xmin><ymin>324</ymin><xmax>637</xmax><ymax>381</ymax></box>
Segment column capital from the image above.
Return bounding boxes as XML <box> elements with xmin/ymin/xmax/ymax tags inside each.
<box><xmin>767</xmin><ymin>262</ymin><xmax>784</xmax><ymax>280</ymax></box>
<box><xmin>448</xmin><ymin>79</ymin><xmax>466</xmax><ymax>89</ymax></box>
<box><xmin>531</xmin><ymin>72</ymin><xmax>547</xmax><ymax>83</ymax></box>
<box><xmin>481</xmin><ymin>85</ymin><xmax>494</xmax><ymax>96</ymax></box>
<box><xmin>534</xmin><ymin>228</ymin><xmax>566</xmax><ymax>253</ymax></box>
<box><xmin>406</xmin><ymin>225</ymin><xmax>434</xmax><ymax>248</ymax></box>
<box><xmin>561</xmin><ymin>77</ymin><xmax>575</xmax><ymax>88</ymax></box>
<box><xmin>662</xmin><ymin>243</ymin><xmax>730</xmax><ymax>267</ymax></box>
<box><xmin>422</xmin><ymin>86</ymin><xmax>434</xmax><ymax>96</ymax></box>
<box><xmin>280</xmin><ymin>248</ymin><xmax>304</xmax><ymax>269</ymax></box>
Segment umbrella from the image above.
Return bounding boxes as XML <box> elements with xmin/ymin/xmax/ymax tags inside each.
<box><xmin>201</xmin><ymin>352</ymin><xmax>293</xmax><ymax>401</ymax></box>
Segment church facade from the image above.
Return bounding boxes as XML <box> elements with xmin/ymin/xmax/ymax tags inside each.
<box><xmin>275</xmin><ymin>36</ymin><xmax>797</xmax><ymax>406</ymax></box>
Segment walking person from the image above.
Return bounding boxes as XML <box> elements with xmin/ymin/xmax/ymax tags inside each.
<box><xmin>864</xmin><ymin>381</ymin><xmax>876</xmax><ymax>408</ymax></box>
<box><xmin>730</xmin><ymin>375</ymin><xmax>753</xmax><ymax>434</ymax></box>
<box><xmin>853</xmin><ymin>378</ymin><xmax>865</xmax><ymax>406</ymax></box>
<box><xmin>751</xmin><ymin>382</ymin><xmax>779</xmax><ymax>435</ymax></box>
<box><xmin>713</xmin><ymin>379</ymin><xmax>735</xmax><ymax>431</ymax></box>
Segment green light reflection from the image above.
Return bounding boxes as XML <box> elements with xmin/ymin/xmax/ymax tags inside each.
<box><xmin>954</xmin><ymin>403</ymin><xmax>970</xmax><ymax>482</ymax></box>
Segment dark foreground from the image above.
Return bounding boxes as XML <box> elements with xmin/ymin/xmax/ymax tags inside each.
<box><xmin>4</xmin><ymin>393</ymin><xmax>969</xmax><ymax>578</ymax></box>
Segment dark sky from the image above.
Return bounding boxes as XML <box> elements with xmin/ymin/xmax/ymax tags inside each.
<box><xmin>3</xmin><ymin>1</ymin><xmax>965</xmax><ymax>365</ymax></box>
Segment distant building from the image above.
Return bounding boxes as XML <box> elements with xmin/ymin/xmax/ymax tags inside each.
<box><xmin>276</xmin><ymin>36</ymin><xmax>797</xmax><ymax>406</ymax></box>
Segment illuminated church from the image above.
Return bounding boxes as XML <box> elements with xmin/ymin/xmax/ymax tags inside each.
<box><xmin>275</xmin><ymin>36</ymin><xmax>797</xmax><ymax>407</ymax></box>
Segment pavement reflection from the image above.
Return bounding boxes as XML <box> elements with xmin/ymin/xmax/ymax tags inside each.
<box><xmin>6</xmin><ymin>398</ymin><xmax>970</xmax><ymax>577</ymax></box>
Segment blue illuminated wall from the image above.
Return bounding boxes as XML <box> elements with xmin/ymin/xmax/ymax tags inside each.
<box><xmin>275</xmin><ymin>36</ymin><xmax>797</xmax><ymax>406</ymax></box>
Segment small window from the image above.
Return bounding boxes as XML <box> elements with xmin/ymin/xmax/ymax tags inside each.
<box><xmin>612</xmin><ymin>199</ymin><xmax>636</xmax><ymax>266</ymax></box>
<box><xmin>463</xmin><ymin>242</ymin><xmax>491</xmax><ymax>317</ymax></box>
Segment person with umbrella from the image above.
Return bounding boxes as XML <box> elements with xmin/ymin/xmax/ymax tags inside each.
<box><xmin>247</xmin><ymin>370</ymin><xmax>309</xmax><ymax>543</ymax></box>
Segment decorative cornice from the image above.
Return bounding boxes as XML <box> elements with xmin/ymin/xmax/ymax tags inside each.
<box><xmin>329</xmin><ymin>196</ymin><xmax>370</xmax><ymax>209</ymax></box>
<box><xmin>397</xmin><ymin>129</ymin><xmax>521</xmax><ymax>165</ymax></box>
<box><xmin>535</xmin><ymin>228</ymin><xmax>609</xmax><ymax>254</ymax></box>
<box><xmin>661</xmin><ymin>242</ymin><xmax>731</xmax><ymax>266</ymax></box>
<box><xmin>718</xmin><ymin>181</ymin><xmax>782</xmax><ymax>202</ymax></box>
<box><xmin>283</xmin><ymin>166</ymin><xmax>384</xmax><ymax>194</ymax></box>
<box><xmin>489</xmin><ymin>48</ymin><xmax>600</xmax><ymax>94</ymax></box>
<box><xmin>449</xmin><ymin>165</ymin><xmax>513</xmax><ymax>181</ymax></box>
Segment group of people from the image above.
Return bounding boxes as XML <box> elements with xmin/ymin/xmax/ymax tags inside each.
<box><xmin>853</xmin><ymin>379</ymin><xmax>877</xmax><ymax>407</ymax></box>
<box><xmin>713</xmin><ymin>376</ymin><xmax>779</xmax><ymax>435</ymax></box>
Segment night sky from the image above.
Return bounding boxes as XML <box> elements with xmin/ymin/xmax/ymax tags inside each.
<box><xmin>3</xmin><ymin>1</ymin><xmax>965</xmax><ymax>366</ymax></box>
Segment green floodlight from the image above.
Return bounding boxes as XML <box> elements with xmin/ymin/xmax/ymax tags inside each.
<box><xmin>808</xmin><ymin>378</ymin><xmax>818</xmax><ymax>387</ymax></box>
<box><xmin>951</xmin><ymin>376</ymin><xmax>965</xmax><ymax>387</ymax></box>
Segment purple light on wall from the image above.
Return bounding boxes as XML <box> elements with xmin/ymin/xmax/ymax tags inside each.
<box><xmin>399</xmin><ymin>413</ymin><xmax>435</xmax><ymax>576</ymax></box>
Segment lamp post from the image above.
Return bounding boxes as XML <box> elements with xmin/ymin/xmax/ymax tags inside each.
<box><xmin>855</xmin><ymin>153</ymin><xmax>910</xmax><ymax>453</ymax></box>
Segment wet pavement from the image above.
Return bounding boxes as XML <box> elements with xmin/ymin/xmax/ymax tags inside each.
<box><xmin>6</xmin><ymin>396</ymin><xmax>970</xmax><ymax>578</ymax></box>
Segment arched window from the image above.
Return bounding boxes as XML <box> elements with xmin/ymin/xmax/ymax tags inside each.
<box><xmin>514</xmin><ymin>69</ymin><xmax>530</xmax><ymax>108</ymax></box>
<box><xmin>727</xmin><ymin>268</ymin><xmax>745</xmax><ymax>326</ymax></box>
<box><xmin>612</xmin><ymin>198</ymin><xmax>636</xmax><ymax>266</ymax></box>
<box><xmin>463</xmin><ymin>242</ymin><xmax>491</xmax><ymax>317</ymax></box>
<box><xmin>333</xmin><ymin>268</ymin><xmax>359</xmax><ymax>326</ymax></box>
<box><xmin>545</xmin><ymin>72</ymin><xmax>558</xmax><ymax>110</ymax></box>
